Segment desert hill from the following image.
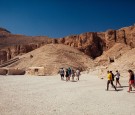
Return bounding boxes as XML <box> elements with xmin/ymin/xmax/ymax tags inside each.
<box><xmin>107</xmin><ymin>47</ymin><xmax>135</xmax><ymax>76</ymax></box>
<box><xmin>95</xmin><ymin>43</ymin><xmax>131</xmax><ymax>66</ymax></box>
<box><xmin>7</xmin><ymin>44</ymin><xmax>94</xmax><ymax>75</ymax></box>
<box><xmin>1</xmin><ymin>24</ymin><xmax>135</xmax><ymax>63</ymax></box>
<box><xmin>0</xmin><ymin>24</ymin><xmax>135</xmax><ymax>75</ymax></box>
<box><xmin>0</xmin><ymin>28</ymin><xmax>52</xmax><ymax>48</ymax></box>
<box><xmin>94</xmin><ymin>43</ymin><xmax>135</xmax><ymax>77</ymax></box>
<box><xmin>0</xmin><ymin>27</ymin><xmax>54</xmax><ymax>62</ymax></box>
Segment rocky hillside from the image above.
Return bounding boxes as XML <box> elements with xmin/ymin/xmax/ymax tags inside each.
<box><xmin>0</xmin><ymin>24</ymin><xmax>135</xmax><ymax>75</ymax></box>
<box><xmin>95</xmin><ymin>43</ymin><xmax>131</xmax><ymax>66</ymax></box>
<box><xmin>108</xmin><ymin>47</ymin><xmax>135</xmax><ymax>72</ymax></box>
<box><xmin>57</xmin><ymin>25</ymin><xmax>135</xmax><ymax>59</ymax></box>
<box><xmin>0</xmin><ymin>28</ymin><xmax>54</xmax><ymax>63</ymax></box>
<box><xmin>1</xmin><ymin>25</ymin><xmax>135</xmax><ymax>63</ymax></box>
<box><xmin>7</xmin><ymin>44</ymin><xmax>94</xmax><ymax>75</ymax></box>
<box><xmin>98</xmin><ymin>47</ymin><xmax>135</xmax><ymax>77</ymax></box>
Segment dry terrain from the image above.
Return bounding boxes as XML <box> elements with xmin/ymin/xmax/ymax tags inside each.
<box><xmin>107</xmin><ymin>47</ymin><xmax>135</xmax><ymax>76</ymax></box>
<box><xmin>7</xmin><ymin>44</ymin><xmax>94</xmax><ymax>75</ymax></box>
<box><xmin>0</xmin><ymin>73</ymin><xmax>134</xmax><ymax>115</ymax></box>
<box><xmin>1</xmin><ymin>25</ymin><xmax>135</xmax><ymax>76</ymax></box>
<box><xmin>95</xmin><ymin>43</ymin><xmax>135</xmax><ymax>77</ymax></box>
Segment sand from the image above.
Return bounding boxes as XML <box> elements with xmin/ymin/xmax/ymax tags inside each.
<box><xmin>0</xmin><ymin>73</ymin><xmax>135</xmax><ymax>115</ymax></box>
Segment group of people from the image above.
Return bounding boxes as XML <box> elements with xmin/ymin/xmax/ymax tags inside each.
<box><xmin>59</xmin><ymin>68</ymin><xmax>80</xmax><ymax>82</ymax></box>
<box><xmin>106</xmin><ymin>70</ymin><xmax>121</xmax><ymax>91</ymax></box>
<box><xmin>106</xmin><ymin>69</ymin><xmax>135</xmax><ymax>93</ymax></box>
<box><xmin>59</xmin><ymin>68</ymin><xmax>135</xmax><ymax>92</ymax></box>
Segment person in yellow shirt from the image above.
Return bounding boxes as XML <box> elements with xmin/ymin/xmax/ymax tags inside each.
<box><xmin>106</xmin><ymin>71</ymin><xmax>117</xmax><ymax>91</ymax></box>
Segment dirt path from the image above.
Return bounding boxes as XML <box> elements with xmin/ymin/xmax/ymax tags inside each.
<box><xmin>0</xmin><ymin>73</ymin><xmax>134</xmax><ymax>115</ymax></box>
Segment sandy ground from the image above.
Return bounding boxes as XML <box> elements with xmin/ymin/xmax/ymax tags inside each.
<box><xmin>0</xmin><ymin>73</ymin><xmax>135</xmax><ymax>115</ymax></box>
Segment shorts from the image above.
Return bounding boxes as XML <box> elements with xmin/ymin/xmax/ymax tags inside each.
<box><xmin>61</xmin><ymin>74</ymin><xmax>64</xmax><ymax>77</ymax></box>
<box><xmin>129</xmin><ymin>80</ymin><xmax>134</xmax><ymax>84</ymax></box>
<box><xmin>76</xmin><ymin>75</ymin><xmax>79</xmax><ymax>77</ymax></box>
<box><xmin>116</xmin><ymin>78</ymin><xmax>119</xmax><ymax>81</ymax></box>
<box><xmin>72</xmin><ymin>74</ymin><xmax>75</xmax><ymax>77</ymax></box>
<box><xmin>66</xmin><ymin>75</ymin><xmax>69</xmax><ymax>77</ymax></box>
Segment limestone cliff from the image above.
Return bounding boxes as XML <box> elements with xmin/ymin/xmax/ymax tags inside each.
<box><xmin>0</xmin><ymin>25</ymin><xmax>135</xmax><ymax>64</ymax></box>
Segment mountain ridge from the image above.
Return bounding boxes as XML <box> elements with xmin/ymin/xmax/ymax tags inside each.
<box><xmin>0</xmin><ymin>24</ymin><xmax>135</xmax><ymax>75</ymax></box>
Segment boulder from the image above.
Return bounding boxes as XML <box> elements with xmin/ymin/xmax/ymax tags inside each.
<box><xmin>0</xmin><ymin>68</ymin><xmax>8</xmax><ymax>75</ymax></box>
<box><xmin>8</xmin><ymin>68</ymin><xmax>25</xmax><ymax>75</ymax></box>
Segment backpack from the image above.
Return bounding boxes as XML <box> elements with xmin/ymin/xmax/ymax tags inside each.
<box><xmin>112</xmin><ymin>73</ymin><xmax>114</xmax><ymax>81</ymax></box>
<box><xmin>68</xmin><ymin>68</ymin><xmax>71</xmax><ymax>75</ymax></box>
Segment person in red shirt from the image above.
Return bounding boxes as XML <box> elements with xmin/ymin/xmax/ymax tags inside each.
<box><xmin>127</xmin><ymin>69</ymin><xmax>135</xmax><ymax>92</ymax></box>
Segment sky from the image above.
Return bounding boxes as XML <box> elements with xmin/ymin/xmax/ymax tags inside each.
<box><xmin>0</xmin><ymin>0</ymin><xmax>135</xmax><ymax>38</ymax></box>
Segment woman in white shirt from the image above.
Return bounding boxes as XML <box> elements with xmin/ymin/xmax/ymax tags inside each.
<box><xmin>115</xmin><ymin>70</ymin><xmax>122</xmax><ymax>87</ymax></box>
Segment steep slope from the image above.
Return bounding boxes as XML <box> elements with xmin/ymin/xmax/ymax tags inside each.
<box><xmin>0</xmin><ymin>24</ymin><xmax>135</xmax><ymax>65</ymax></box>
<box><xmin>7</xmin><ymin>44</ymin><xmax>94</xmax><ymax>75</ymax></box>
<box><xmin>107</xmin><ymin>48</ymin><xmax>135</xmax><ymax>76</ymax></box>
<box><xmin>95</xmin><ymin>43</ymin><xmax>131</xmax><ymax>66</ymax></box>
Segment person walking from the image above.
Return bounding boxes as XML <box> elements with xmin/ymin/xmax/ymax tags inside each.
<box><xmin>106</xmin><ymin>71</ymin><xmax>117</xmax><ymax>91</ymax></box>
<box><xmin>115</xmin><ymin>70</ymin><xmax>121</xmax><ymax>87</ymax></box>
<box><xmin>65</xmin><ymin>69</ymin><xmax>69</xmax><ymax>82</ymax></box>
<box><xmin>76</xmin><ymin>69</ymin><xmax>80</xmax><ymax>81</ymax></box>
<box><xmin>59</xmin><ymin>68</ymin><xmax>64</xmax><ymax>80</ymax></box>
<box><xmin>68</xmin><ymin>67</ymin><xmax>72</xmax><ymax>81</ymax></box>
<box><xmin>71</xmin><ymin>69</ymin><xmax>75</xmax><ymax>81</ymax></box>
<box><xmin>127</xmin><ymin>69</ymin><xmax>135</xmax><ymax>92</ymax></box>
<box><xmin>110</xmin><ymin>71</ymin><xmax>114</xmax><ymax>81</ymax></box>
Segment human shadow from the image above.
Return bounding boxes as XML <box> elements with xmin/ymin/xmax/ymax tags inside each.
<box><xmin>106</xmin><ymin>89</ymin><xmax>123</xmax><ymax>91</ymax></box>
<box><xmin>121</xmin><ymin>86</ymin><xmax>129</xmax><ymax>88</ymax></box>
<box><xmin>117</xmin><ymin>89</ymin><xmax>124</xmax><ymax>91</ymax></box>
<box><xmin>127</xmin><ymin>91</ymin><xmax>135</xmax><ymax>93</ymax></box>
<box><xmin>70</xmin><ymin>80</ymin><xmax>77</xmax><ymax>82</ymax></box>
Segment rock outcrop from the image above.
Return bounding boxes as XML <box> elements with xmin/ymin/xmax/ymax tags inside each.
<box><xmin>57</xmin><ymin>25</ymin><xmax>135</xmax><ymax>59</ymax></box>
<box><xmin>0</xmin><ymin>51</ymin><xmax>7</xmax><ymax>64</ymax></box>
<box><xmin>58</xmin><ymin>32</ymin><xmax>105</xmax><ymax>58</ymax></box>
<box><xmin>0</xmin><ymin>25</ymin><xmax>135</xmax><ymax>63</ymax></box>
<box><xmin>0</xmin><ymin>28</ymin><xmax>53</xmax><ymax>63</ymax></box>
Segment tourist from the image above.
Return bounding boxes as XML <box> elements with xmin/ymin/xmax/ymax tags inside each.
<box><xmin>110</xmin><ymin>71</ymin><xmax>114</xmax><ymax>81</ymax></box>
<box><xmin>68</xmin><ymin>67</ymin><xmax>72</xmax><ymax>81</ymax></box>
<box><xmin>115</xmin><ymin>70</ymin><xmax>121</xmax><ymax>87</ymax></box>
<box><xmin>65</xmin><ymin>69</ymin><xmax>69</xmax><ymax>82</ymax></box>
<box><xmin>106</xmin><ymin>71</ymin><xmax>117</xmax><ymax>91</ymax></box>
<box><xmin>71</xmin><ymin>69</ymin><xmax>75</xmax><ymax>81</ymax></box>
<box><xmin>59</xmin><ymin>68</ymin><xmax>64</xmax><ymax>80</ymax></box>
<box><xmin>76</xmin><ymin>69</ymin><xmax>80</xmax><ymax>81</ymax></box>
<box><xmin>127</xmin><ymin>69</ymin><xmax>135</xmax><ymax>92</ymax></box>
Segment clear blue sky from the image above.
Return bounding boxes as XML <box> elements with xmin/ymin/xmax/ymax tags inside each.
<box><xmin>0</xmin><ymin>0</ymin><xmax>135</xmax><ymax>38</ymax></box>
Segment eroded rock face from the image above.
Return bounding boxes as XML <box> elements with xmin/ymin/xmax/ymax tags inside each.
<box><xmin>57</xmin><ymin>25</ymin><xmax>135</xmax><ymax>58</ymax></box>
<box><xmin>105</xmin><ymin>30</ymin><xmax>116</xmax><ymax>49</ymax></box>
<box><xmin>0</xmin><ymin>25</ymin><xmax>135</xmax><ymax>63</ymax></box>
<box><xmin>19</xmin><ymin>44</ymin><xmax>38</xmax><ymax>54</ymax></box>
<box><xmin>104</xmin><ymin>25</ymin><xmax>135</xmax><ymax>49</ymax></box>
<box><xmin>116</xmin><ymin>29</ymin><xmax>126</xmax><ymax>44</ymax></box>
<box><xmin>0</xmin><ymin>44</ymin><xmax>39</xmax><ymax>63</ymax></box>
<box><xmin>0</xmin><ymin>51</ymin><xmax>7</xmax><ymax>64</ymax></box>
<box><xmin>58</xmin><ymin>32</ymin><xmax>105</xmax><ymax>58</ymax></box>
<box><xmin>123</xmin><ymin>26</ymin><xmax>135</xmax><ymax>48</ymax></box>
